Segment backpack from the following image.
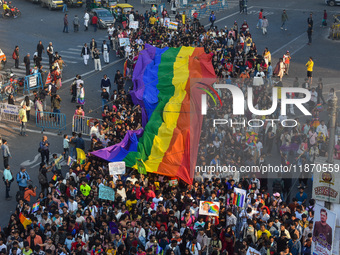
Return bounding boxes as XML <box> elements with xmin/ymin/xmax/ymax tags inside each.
<box><xmin>16</xmin><ymin>190</ymin><xmax>25</xmax><ymax>202</ymax></box>
<box><xmin>38</xmin><ymin>171</ymin><xmax>48</xmax><ymax>185</ymax></box>
<box><xmin>12</xmin><ymin>51</ymin><xmax>16</xmax><ymax>60</ymax></box>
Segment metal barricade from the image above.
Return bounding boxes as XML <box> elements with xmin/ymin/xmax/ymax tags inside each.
<box><xmin>0</xmin><ymin>103</ymin><xmax>20</xmax><ymax>123</ymax></box>
<box><xmin>35</xmin><ymin>111</ymin><xmax>66</xmax><ymax>134</ymax></box>
<box><xmin>72</xmin><ymin>115</ymin><xmax>102</xmax><ymax>136</ymax></box>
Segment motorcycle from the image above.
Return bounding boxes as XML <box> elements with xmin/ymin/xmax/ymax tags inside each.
<box><xmin>2</xmin><ymin>6</ymin><xmax>21</xmax><ymax>18</ymax></box>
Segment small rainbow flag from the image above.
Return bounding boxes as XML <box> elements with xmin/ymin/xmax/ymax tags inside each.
<box><xmin>316</xmin><ymin>104</ymin><xmax>323</xmax><ymax>111</ymax></box>
<box><xmin>52</xmin><ymin>174</ymin><xmax>57</xmax><ymax>181</ymax></box>
<box><xmin>56</xmin><ymin>188</ymin><xmax>61</xmax><ymax>196</ymax></box>
<box><xmin>32</xmin><ymin>202</ymin><xmax>40</xmax><ymax>213</ymax></box>
<box><xmin>67</xmin><ymin>156</ymin><xmax>74</xmax><ymax>167</ymax></box>
<box><xmin>19</xmin><ymin>213</ymin><xmax>32</xmax><ymax>229</ymax></box>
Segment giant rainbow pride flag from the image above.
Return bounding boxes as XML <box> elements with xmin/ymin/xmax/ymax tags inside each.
<box><xmin>91</xmin><ymin>45</ymin><xmax>215</xmax><ymax>184</ymax></box>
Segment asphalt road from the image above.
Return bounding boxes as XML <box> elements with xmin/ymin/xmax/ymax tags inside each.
<box><xmin>0</xmin><ymin>0</ymin><xmax>339</xmax><ymax>227</ymax></box>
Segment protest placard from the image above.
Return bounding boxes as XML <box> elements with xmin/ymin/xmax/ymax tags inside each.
<box><xmin>99</xmin><ymin>185</ymin><xmax>115</xmax><ymax>201</ymax></box>
<box><xmin>130</xmin><ymin>21</ymin><xmax>139</xmax><ymax>29</ymax></box>
<box><xmin>119</xmin><ymin>38</ymin><xmax>130</xmax><ymax>47</ymax></box>
<box><xmin>164</xmin><ymin>17</ymin><xmax>170</xmax><ymax>27</ymax></box>
<box><xmin>109</xmin><ymin>162</ymin><xmax>126</xmax><ymax>175</ymax></box>
<box><xmin>169</xmin><ymin>179</ymin><xmax>178</xmax><ymax>186</ymax></box>
<box><xmin>199</xmin><ymin>201</ymin><xmax>220</xmax><ymax>217</ymax></box>
<box><xmin>168</xmin><ymin>21</ymin><xmax>178</xmax><ymax>30</ymax></box>
<box><xmin>312</xmin><ymin>205</ymin><xmax>336</xmax><ymax>255</ymax></box>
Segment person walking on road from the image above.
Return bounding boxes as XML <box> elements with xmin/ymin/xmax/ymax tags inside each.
<box><xmin>306</xmin><ymin>56</ymin><xmax>314</xmax><ymax>84</ymax></box>
<box><xmin>209</xmin><ymin>11</ymin><xmax>216</xmax><ymax>29</ymax></box>
<box><xmin>307</xmin><ymin>12</ymin><xmax>313</xmax><ymax>28</ymax></box>
<box><xmin>84</xmin><ymin>10</ymin><xmax>90</xmax><ymax>31</ymax></box>
<box><xmin>18</xmin><ymin>104</ymin><xmax>28</xmax><ymax>136</ymax></box>
<box><xmin>73</xmin><ymin>15</ymin><xmax>79</xmax><ymax>32</ymax></box>
<box><xmin>37</xmin><ymin>41</ymin><xmax>45</xmax><ymax>60</ymax></box>
<box><xmin>316</xmin><ymin>78</ymin><xmax>326</xmax><ymax>105</ymax></box>
<box><xmin>93</xmin><ymin>48</ymin><xmax>102</xmax><ymax>71</ymax></box>
<box><xmin>256</xmin><ymin>9</ymin><xmax>263</xmax><ymax>29</ymax></box>
<box><xmin>47</xmin><ymin>42</ymin><xmax>54</xmax><ymax>69</ymax></box>
<box><xmin>239</xmin><ymin>0</ymin><xmax>244</xmax><ymax>14</ymax></box>
<box><xmin>92</xmin><ymin>13</ymin><xmax>98</xmax><ymax>32</ymax></box>
<box><xmin>321</xmin><ymin>10</ymin><xmax>327</xmax><ymax>27</ymax></box>
<box><xmin>101</xmin><ymin>74</ymin><xmax>111</xmax><ymax>94</ymax></box>
<box><xmin>101</xmin><ymin>88</ymin><xmax>109</xmax><ymax>111</ymax></box>
<box><xmin>81</xmin><ymin>43</ymin><xmax>90</xmax><ymax>65</ymax></box>
<box><xmin>40</xmin><ymin>136</ymin><xmax>50</xmax><ymax>165</ymax></box>
<box><xmin>1</xmin><ymin>139</ymin><xmax>11</xmax><ymax>168</ymax></box>
<box><xmin>63</xmin><ymin>14</ymin><xmax>69</xmax><ymax>33</ymax></box>
<box><xmin>90</xmin><ymin>38</ymin><xmax>97</xmax><ymax>59</ymax></box>
<box><xmin>307</xmin><ymin>24</ymin><xmax>313</xmax><ymax>45</ymax></box>
<box><xmin>13</xmin><ymin>46</ymin><xmax>19</xmax><ymax>69</ymax></box>
<box><xmin>3</xmin><ymin>165</ymin><xmax>13</xmax><ymax>200</ymax></box>
<box><xmin>62</xmin><ymin>0</ymin><xmax>68</xmax><ymax>13</ymax></box>
<box><xmin>281</xmin><ymin>9</ymin><xmax>288</xmax><ymax>30</ymax></box>
<box><xmin>283</xmin><ymin>51</ymin><xmax>291</xmax><ymax>75</ymax></box>
<box><xmin>23</xmin><ymin>53</ymin><xmax>30</xmax><ymax>76</ymax></box>
<box><xmin>16</xmin><ymin>166</ymin><xmax>30</xmax><ymax>192</ymax></box>
<box><xmin>77</xmin><ymin>83</ymin><xmax>85</xmax><ymax>105</ymax></box>
<box><xmin>261</xmin><ymin>16</ymin><xmax>268</xmax><ymax>35</ymax></box>
<box><xmin>102</xmin><ymin>40</ymin><xmax>110</xmax><ymax>64</ymax></box>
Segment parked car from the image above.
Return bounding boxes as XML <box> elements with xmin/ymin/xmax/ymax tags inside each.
<box><xmin>90</xmin><ymin>8</ymin><xmax>115</xmax><ymax>28</ymax></box>
<box><xmin>67</xmin><ymin>0</ymin><xmax>83</xmax><ymax>7</ymax></box>
<box><xmin>40</xmin><ymin>0</ymin><xmax>63</xmax><ymax>10</ymax></box>
<box><xmin>325</xmin><ymin>0</ymin><xmax>340</xmax><ymax>6</ymax></box>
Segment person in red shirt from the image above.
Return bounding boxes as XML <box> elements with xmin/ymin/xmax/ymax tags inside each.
<box><xmin>161</xmin><ymin>8</ymin><xmax>167</xmax><ymax>18</ymax></box>
<box><xmin>92</xmin><ymin>14</ymin><xmax>98</xmax><ymax>32</ymax></box>
<box><xmin>257</xmin><ymin>9</ymin><xmax>263</xmax><ymax>28</ymax></box>
<box><xmin>71</xmin><ymin>236</ymin><xmax>85</xmax><ymax>251</ymax></box>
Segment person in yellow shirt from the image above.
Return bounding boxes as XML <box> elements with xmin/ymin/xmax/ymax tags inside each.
<box><xmin>257</xmin><ymin>224</ymin><xmax>271</xmax><ymax>241</ymax></box>
<box><xmin>149</xmin><ymin>15</ymin><xmax>157</xmax><ymax>26</ymax></box>
<box><xmin>306</xmin><ymin>56</ymin><xmax>314</xmax><ymax>84</ymax></box>
<box><xmin>18</xmin><ymin>104</ymin><xmax>28</xmax><ymax>136</ymax></box>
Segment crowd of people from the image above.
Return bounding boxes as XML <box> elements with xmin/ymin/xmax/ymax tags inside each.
<box><xmin>0</xmin><ymin>3</ymin><xmax>338</xmax><ymax>255</ymax></box>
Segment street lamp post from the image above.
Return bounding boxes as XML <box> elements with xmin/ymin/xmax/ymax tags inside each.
<box><xmin>326</xmin><ymin>94</ymin><xmax>337</xmax><ymax>210</ymax></box>
<box><xmin>327</xmin><ymin>95</ymin><xmax>338</xmax><ymax>164</ymax></box>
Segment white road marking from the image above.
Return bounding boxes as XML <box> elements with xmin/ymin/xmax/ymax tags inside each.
<box><xmin>21</xmin><ymin>153</ymin><xmax>41</xmax><ymax>167</ymax></box>
<box><xmin>271</xmin><ymin>33</ymin><xmax>305</xmax><ymax>56</ymax></box>
<box><xmin>60</xmin><ymin>50</ymin><xmax>81</xmax><ymax>55</ymax></box>
<box><xmin>204</xmin><ymin>6</ymin><xmax>255</xmax><ymax>28</ymax></box>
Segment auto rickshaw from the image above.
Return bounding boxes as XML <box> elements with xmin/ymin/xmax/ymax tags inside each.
<box><xmin>111</xmin><ymin>3</ymin><xmax>133</xmax><ymax>23</ymax></box>
<box><xmin>0</xmin><ymin>49</ymin><xmax>7</xmax><ymax>70</ymax></box>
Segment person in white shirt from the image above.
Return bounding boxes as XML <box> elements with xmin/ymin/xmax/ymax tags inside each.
<box><xmin>90</xmin><ymin>122</ymin><xmax>100</xmax><ymax>138</ymax></box>
<box><xmin>310</xmin><ymin>87</ymin><xmax>318</xmax><ymax>107</ymax></box>
<box><xmin>83</xmin><ymin>11</ymin><xmax>90</xmax><ymax>31</ymax></box>
<box><xmin>152</xmin><ymin>192</ymin><xmax>163</xmax><ymax>207</ymax></box>
<box><xmin>67</xmin><ymin>196</ymin><xmax>78</xmax><ymax>214</ymax></box>
<box><xmin>316</xmin><ymin>120</ymin><xmax>328</xmax><ymax>137</ymax></box>
<box><xmin>126</xmin><ymin>173</ymin><xmax>138</xmax><ymax>184</ymax></box>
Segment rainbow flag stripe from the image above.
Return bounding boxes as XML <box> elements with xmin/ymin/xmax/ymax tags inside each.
<box><xmin>91</xmin><ymin>45</ymin><xmax>215</xmax><ymax>184</ymax></box>
<box><xmin>19</xmin><ymin>213</ymin><xmax>32</xmax><ymax>229</ymax></box>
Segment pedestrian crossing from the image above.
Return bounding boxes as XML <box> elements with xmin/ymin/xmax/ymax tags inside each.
<box><xmin>0</xmin><ymin>40</ymin><xmax>116</xmax><ymax>78</ymax></box>
<box><xmin>0</xmin><ymin>61</ymin><xmax>50</xmax><ymax>78</ymax></box>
